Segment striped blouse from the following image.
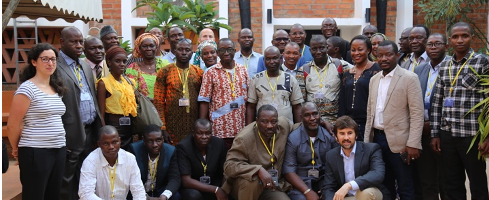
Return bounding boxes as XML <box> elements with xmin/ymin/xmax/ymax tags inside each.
<box><xmin>16</xmin><ymin>80</ymin><xmax>66</xmax><ymax>148</ymax></box>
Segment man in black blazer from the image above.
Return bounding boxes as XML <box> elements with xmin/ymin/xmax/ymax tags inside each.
<box><xmin>322</xmin><ymin>116</ymin><xmax>389</xmax><ymax>200</ymax></box>
<box><xmin>129</xmin><ymin>124</ymin><xmax>181</xmax><ymax>200</ymax></box>
<box><xmin>57</xmin><ymin>26</ymin><xmax>103</xmax><ymax>200</ymax></box>
<box><xmin>413</xmin><ymin>33</ymin><xmax>449</xmax><ymax>200</ymax></box>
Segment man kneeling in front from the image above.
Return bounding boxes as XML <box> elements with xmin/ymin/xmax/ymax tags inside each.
<box><xmin>79</xmin><ymin>125</ymin><xmax>146</xmax><ymax>200</ymax></box>
<box><xmin>321</xmin><ymin>116</ymin><xmax>390</xmax><ymax>200</ymax></box>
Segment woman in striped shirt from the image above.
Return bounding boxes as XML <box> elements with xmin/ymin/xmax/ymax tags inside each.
<box><xmin>7</xmin><ymin>43</ymin><xmax>67</xmax><ymax>200</ymax></box>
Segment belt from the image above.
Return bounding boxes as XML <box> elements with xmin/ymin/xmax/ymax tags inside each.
<box><xmin>374</xmin><ymin>129</ymin><xmax>385</xmax><ymax>135</ymax></box>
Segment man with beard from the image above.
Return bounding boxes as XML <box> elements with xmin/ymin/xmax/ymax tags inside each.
<box><xmin>129</xmin><ymin>125</ymin><xmax>181</xmax><ymax>200</ymax></box>
<box><xmin>297</xmin><ymin>35</ymin><xmax>341</xmax><ymax>125</ymax></box>
<box><xmin>222</xmin><ymin>105</ymin><xmax>292</xmax><ymax>200</ymax></box>
<box><xmin>412</xmin><ymin>33</ymin><xmax>449</xmax><ymax>200</ymax></box>
<box><xmin>290</xmin><ymin>24</ymin><xmax>314</xmax><ymax>68</ymax></box>
<box><xmin>99</xmin><ymin>25</ymin><xmax>120</xmax><ymax>51</ymax></box>
<box><xmin>234</xmin><ymin>28</ymin><xmax>262</xmax><ymax>77</ymax></box>
<box><xmin>257</xmin><ymin>29</ymin><xmax>290</xmax><ymax>73</ymax></box>
<box><xmin>362</xmin><ymin>25</ymin><xmax>378</xmax><ymax>39</ymax></box>
<box><xmin>401</xmin><ymin>25</ymin><xmax>430</xmax><ymax>71</ymax></box>
<box><xmin>198</xmin><ymin>38</ymin><xmax>249</xmax><ymax>150</ymax></box>
<box><xmin>398</xmin><ymin>27</ymin><xmax>413</xmax><ymax>66</ymax></box>
<box><xmin>79</xmin><ymin>126</ymin><xmax>146</xmax><ymax>199</ymax></box>
<box><xmin>364</xmin><ymin>40</ymin><xmax>423</xmax><ymax>200</ymax></box>
<box><xmin>246</xmin><ymin>46</ymin><xmax>303</xmax><ymax>124</ymax></box>
<box><xmin>58</xmin><ymin>26</ymin><xmax>103</xmax><ymax>199</ymax></box>
<box><xmin>283</xmin><ymin>102</ymin><xmax>337</xmax><ymax>200</ymax></box>
<box><xmin>176</xmin><ymin>119</ymin><xmax>228</xmax><ymax>200</ymax></box>
<box><xmin>321</xmin><ymin>18</ymin><xmax>353</xmax><ymax>65</ymax></box>
<box><xmin>322</xmin><ymin>116</ymin><xmax>388</xmax><ymax>200</ymax></box>
<box><xmin>163</xmin><ymin>26</ymin><xmax>185</xmax><ymax>64</ymax></box>
<box><xmin>82</xmin><ymin>37</ymin><xmax>109</xmax><ymax>82</ymax></box>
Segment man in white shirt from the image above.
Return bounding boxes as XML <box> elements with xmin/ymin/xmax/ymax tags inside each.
<box><xmin>79</xmin><ymin>125</ymin><xmax>146</xmax><ymax>200</ymax></box>
<box><xmin>234</xmin><ymin>28</ymin><xmax>262</xmax><ymax>77</ymax></box>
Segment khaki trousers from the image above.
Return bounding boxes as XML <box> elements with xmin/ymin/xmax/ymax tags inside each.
<box><xmin>344</xmin><ymin>187</ymin><xmax>383</xmax><ymax>200</ymax></box>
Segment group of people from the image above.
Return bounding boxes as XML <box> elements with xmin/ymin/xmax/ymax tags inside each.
<box><xmin>5</xmin><ymin>17</ymin><xmax>489</xmax><ymax>200</ymax></box>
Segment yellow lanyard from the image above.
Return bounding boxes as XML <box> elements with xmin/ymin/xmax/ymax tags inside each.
<box><xmin>74</xmin><ymin>65</ymin><xmax>83</xmax><ymax>88</ymax></box>
<box><xmin>226</xmin><ymin>67</ymin><xmax>236</xmax><ymax>97</ymax></box>
<box><xmin>258</xmin><ymin>130</ymin><xmax>276</xmax><ymax>168</ymax></box>
<box><xmin>301</xmin><ymin>45</ymin><xmax>305</xmax><ymax>56</ymax></box>
<box><xmin>309</xmin><ymin>138</ymin><xmax>316</xmax><ymax>168</ymax></box>
<box><xmin>426</xmin><ymin>72</ymin><xmax>438</xmax><ymax>97</ymax></box>
<box><xmin>108</xmin><ymin>159</ymin><xmax>118</xmax><ymax>199</ymax></box>
<box><xmin>411</xmin><ymin>58</ymin><xmax>421</xmax><ymax>72</ymax></box>
<box><xmin>148</xmin><ymin>155</ymin><xmax>159</xmax><ymax>192</ymax></box>
<box><xmin>200</xmin><ymin>161</ymin><xmax>207</xmax><ymax>175</ymax></box>
<box><xmin>177</xmin><ymin>67</ymin><xmax>190</xmax><ymax>95</ymax></box>
<box><xmin>448</xmin><ymin>52</ymin><xmax>474</xmax><ymax>95</ymax></box>
<box><xmin>312</xmin><ymin>62</ymin><xmax>328</xmax><ymax>88</ymax></box>
<box><xmin>265</xmin><ymin>71</ymin><xmax>280</xmax><ymax>100</ymax></box>
<box><xmin>243</xmin><ymin>54</ymin><xmax>252</xmax><ymax>69</ymax></box>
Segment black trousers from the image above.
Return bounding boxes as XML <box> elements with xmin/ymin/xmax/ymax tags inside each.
<box><xmin>180</xmin><ymin>188</ymin><xmax>216</xmax><ymax>200</ymax></box>
<box><xmin>18</xmin><ymin>147</ymin><xmax>66</xmax><ymax>200</ymax></box>
<box><xmin>440</xmin><ymin>130</ymin><xmax>489</xmax><ymax>200</ymax></box>
<box><xmin>105</xmin><ymin>114</ymin><xmax>133</xmax><ymax>150</ymax></box>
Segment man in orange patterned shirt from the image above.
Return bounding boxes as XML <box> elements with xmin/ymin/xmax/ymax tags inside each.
<box><xmin>198</xmin><ymin>38</ymin><xmax>249</xmax><ymax>150</ymax></box>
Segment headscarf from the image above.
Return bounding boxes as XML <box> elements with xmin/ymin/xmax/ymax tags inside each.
<box><xmin>132</xmin><ymin>33</ymin><xmax>159</xmax><ymax>58</ymax></box>
<box><xmin>106</xmin><ymin>46</ymin><xmax>128</xmax><ymax>62</ymax></box>
<box><xmin>193</xmin><ymin>40</ymin><xmax>217</xmax><ymax>65</ymax></box>
<box><xmin>370</xmin><ymin>33</ymin><xmax>388</xmax><ymax>61</ymax></box>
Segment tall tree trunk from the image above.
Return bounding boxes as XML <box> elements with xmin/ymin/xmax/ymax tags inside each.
<box><xmin>2</xmin><ymin>0</ymin><xmax>21</xmax><ymax>32</ymax></box>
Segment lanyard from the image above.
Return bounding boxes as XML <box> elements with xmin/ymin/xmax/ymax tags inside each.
<box><xmin>258</xmin><ymin>130</ymin><xmax>276</xmax><ymax>168</ymax></box>
<box><xmin>109</xmin><ymin>159</ymin><xmax>118</xmax><ymax>199</ymax></box>
<box><xmin>148</xmin><ymin>155</ymin><xmax>159</xmax><ymax>192</ymax></box>
<box><xmin>177</xmin><ymin>67</ymin><xmax>190</xmax><ymax>95</ymax></box>
<box><xmin>312</xmin><ymin>62</ymin><xmax>328</xmax><ymax>88</ymax></box>
<box><xmin>200</xmin><ymin>161</ymin><xmax>207</xmax><ymax>176</ymax></box>
<box><xmin>309</xmin><ymin>138</ymin><xmax>316</xmax><ymax>168</ymax></box>
<box><xmin>74</xmin><ymin>65</ymin><xmax>84</xmax><ymax>88</ymax></box>
<box><xmin>226</xmin><ymin>67</ymin><xmax>236</xmax><ymax>97</ymax></box>
<box><xmin>243</xmin><ymin>54</ymin><xmax>252</xmax><ymax>69</ymax></box>
<box><xmin>448</xmin><ymin>52</ymin><xmax>474</xmax><ymax>95</ymax></box>
<box><xmin>301</xmin><ymin>45</ymin><xmax>305</xmax><ymax>56</ymax></box>
<box><xmin>265</xmin><ymin>71</ymin><xmax>280</xmax><ymax>100</ymax></box>
<box><xmin>411</xmin><ymin>59</ymin><xmax>420</xmax><ymax>72</ymax></box>
<box><xmin>426</xmin><ymin>72</ymin><xmax>438</xmax><ymax>97</ymax></box>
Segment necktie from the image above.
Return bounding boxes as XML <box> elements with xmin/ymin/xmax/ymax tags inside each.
<box><xmin>95</xmin><ymin>65</ymin><xmax>103</xmax><ymax>80</ymax></box>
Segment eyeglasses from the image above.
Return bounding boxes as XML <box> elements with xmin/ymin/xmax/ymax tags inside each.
<box><xmin>38</xmin><ymin>57</ymin><xmax>57</xmax><ymax>63</ymax></box>
<box><xmin>408</xmin><ymin>36</ymin><xmax>426</xmax><ymax>42</ymax></box>
<box><xmin>399</xmin><ymin>37</ymin><xmax>409</xmax><ymax>42</ymax></box>
<box><xmin>274</xmin><ymin>38</ymin><xmax>289</xmax><ymax>42</ymax></box>
<box><xmin>218</xmin><ymin>48</ymin><xmax>236</xmax><ymax>54</ymax></box>
<box><xmin>426</xmin><ymin>42</ymin><xmax>446</xmax><ymax>48</ymax></box>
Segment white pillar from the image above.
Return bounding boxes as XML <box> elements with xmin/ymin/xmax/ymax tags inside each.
<box><xmin>262</xmin><ymin>0</ymin><xmax>274</xmax><ymax>54</ymax></box>
<box><xmin>396</xmin><ymin>0</ymin><xmax>413</xmax><ymax>44</ymax></box>
<box><xmin>218</xmin><ymin>0</ymin><xmax>229</xmax><ymax>38</ymax></box>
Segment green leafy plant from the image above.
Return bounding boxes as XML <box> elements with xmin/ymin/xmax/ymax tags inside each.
<box><xmin>466</xmin><ymin>66</ymin><xmax>489</xmax><ymax>160</ymax></box>
<box><xmin>180</xmin><ymin>0</ymin><xmax>232</xmax><ymax>33</ymax></box>
<box><xmin>120</xmin><ymin>39</ymin><xmax>133</xmax><ymax>54</ymax></box>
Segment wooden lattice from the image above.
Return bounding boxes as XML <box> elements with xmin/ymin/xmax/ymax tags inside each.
<box><xmin>2</xmin><ymin>28</ymin><xmax>62</xmax><ymax>84</ymax></box>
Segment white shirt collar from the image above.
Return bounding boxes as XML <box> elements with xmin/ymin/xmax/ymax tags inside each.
<box><xmin>381</xmin><ymin>65</ymin><xmax>398</xmax><ymax>78</ymax></box>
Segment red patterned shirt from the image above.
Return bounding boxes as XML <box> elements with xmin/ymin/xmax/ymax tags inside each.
<box><xmin>198</xmin><ymin>62</ymin><xmax>249</xmax><ymax>138</ymax></box>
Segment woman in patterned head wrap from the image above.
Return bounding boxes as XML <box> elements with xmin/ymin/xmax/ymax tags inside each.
<box><xmin>369</xmin><ymin>33</ymin><xmax>388</xmax><ymax>62</ymax></box>
<box><xmin>193</xmin><ymin>40</ymin><xmax>219</xmax><ymax>70</ymax></box>
<box><xmin>125</xmin><ymin>33</ymin><xmax>168</xmax><ymax>100</ymax></box>
<box><xmin>97</xmin><ymin>46</ymin><xmax>137</xmax><ymax>150</ymax></box>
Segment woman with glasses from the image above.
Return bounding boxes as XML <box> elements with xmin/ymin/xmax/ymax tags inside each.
<box><xmin>193</xmin><ymin>40</ymin><xmax>219</xmax><ymax>71</ymax></box>
<box><xmin>154</xmin><ymin>38</ymin><xmax>204</xmax><ymax>144</ymax></box>
<box><xmin>96</xmin><ymin>46</ymin><xmax>137</xmax><ymax>150</ymax></box>
<box><xmin>338</xmin><ymin>35</ymin><xmax>381</xmax><ymax>141</ymax></box>
<box><xmin>370</xmin><ymin>33</ymin><xmax>388</xmax><ymax>62</ymax></box>
<box><xmin>126</xmin><ymin>33</ymin><xmax>167</xmax><ymax>101</ymax></box>
<box><xmin>7</xmin><ymin>43</ymin><xmax>67</xmax><ymax>200</ymax></box>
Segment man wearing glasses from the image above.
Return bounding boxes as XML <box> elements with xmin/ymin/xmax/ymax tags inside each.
<box><xmin>401</xmin><ymin>25</ymin><xmax>430</xmax><ymax>71</ymax></box>
<box><xmin>398</xmin><ymin>27</ymin><xmax>413</xmax><ymax>66</ymax></box>
<box><xmin>256</xmin><ymin>29</ymin><xmax>290</xmax><ymax>73</ymax></box>
<box><xmin>198</xmin><ymin>38</ymin><xmax>249</xmax><ymax>150</ymax></box>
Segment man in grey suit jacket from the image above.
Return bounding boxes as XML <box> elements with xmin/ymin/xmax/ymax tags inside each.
<box><xmin>364</xmin><ymin>41</ymin><xmax>424</xmax><ymax>200</ymax></box>
<box><xmin>412</xmin><ymin>33</ymin><xmax>449</xmax><ymax>200</ymax></box>
<box><xmin>400</xmin><ymin>25</ymin><xmax>430</xmax><ymax>71</ymax></box>
<box><xmin>57</xmin><ymin>26</ymin><xmax>103</xmax><ymax>200</ymax></box>
<box><xmin>322</xmin><ymin>116</ymin><xmax>389</xmax><ymax>200</ymax></box>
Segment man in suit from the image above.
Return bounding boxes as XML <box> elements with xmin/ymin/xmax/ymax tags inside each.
<box><xmin>398</xmin><ymin>27</ymin><xmax>413</xmax><ymax>66</ymax></box>
<box><xmin>401</xmin><ymin>25</ymin><xmax>430</xmax><ymax>71</ymax></box>
<box><xmin>57</xmin><ymin>26</ymin><xmax>103</xmax><ymax>200</ymax></box>
<box><xmin>413</xmin><ymin>33</ymin><xmax>449</xmax><ymax>200</ymax></box>
<box><xmin>82</xmin><ymin>36</ymin><xmax>109</xmax><ymax>82</ymax></box>
<box><xmin>322</xmin><ymin>116</ymin><xmax>388</xmax><ymax>200</ymax></box>
<box><xmin>129</xmin><ymin>124</ymin><xmax>181</xmax><ymax>200</ymax></box>
<box><xmin>364</xmin><ymin>40</ymin><xmax>424</xmax><ymax>200</ymax></box>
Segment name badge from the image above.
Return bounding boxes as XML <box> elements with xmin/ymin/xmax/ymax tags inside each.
<box><xmin>314</xmin><ymin>92</ymin><xmax>325</xmax><ymax>99</ymax></box>
<box><xmin>119</xmin><ymin>116</ymin><xmax>131</xmax><ymax>126</ymax></box>
<box><xmin>424</xmin><ymin>102</ymin><xmax>431</xmax><ymax>110</ymax></box>
<box><xmin>268</xmin><ymin>169</ymin><xmax>279</xmax><ymax>187</ymax></box>
<box><xmin>80</xmin><ymin>92</ymin><xmax>91</xmax><ymax>101</ymax></box>
<box><xmin>230</xmin><ymin>103</ymin><xmax>239</xmax><ymax>110</ymax></box>
<box><xmin>199</xmin><ymin>176</ymin><xmax>211</xmax><ymax>185</ymax></box>
<box><xmin>444</xmin><ymin>97</ymin><xmax>454</xmax><ymax>107</ymax></box>
<box><xmin>179</xmin><ymin>98</ymin><xmax>190</xmax><ymax>107</ymax></box>
<box><xmin>308</xmin><ymin>169</ymin><xmax>319</xmax><ymax>178</ymax></box>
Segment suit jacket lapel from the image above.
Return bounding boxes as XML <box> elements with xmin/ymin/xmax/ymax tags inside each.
<box><xmin>354</xmin><ymin>143</ymin><xmax>364</xmax><ymax>176</ymax></box>
<box><xmin>384</xmin><ymin>68</ymin><xmax>402</xmax><ymax>107</ymax></box>
<box><xmin>141</xmin><ymin>147</ymin><xmax>149</xmax><ymax>182</ymax></box>
<box><xmin>419</xmin><ymin>66</ymin><xmax>429</xmax><ymax>96</ymax></box>
<box><xmin>370</xmin><ymin>75</ymin><xmax>381</xmax><ymax>119</ymax></box>
<box><xmin>156</xmin><ymin>146</ymin><xmax>166</xmax><ymax>185</ymax></box>
<box><xmin>58</xmin><ymin>58</ymin><xmax>78</xmax><ymax>86</ymax></box>
<box><xmin>336</xmin><ymin>150</ymin><xmax>346</xmax><ymax>184</ymax></box>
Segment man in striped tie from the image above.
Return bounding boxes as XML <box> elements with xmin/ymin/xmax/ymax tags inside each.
<box><xmin>82</xmin><ymin>36</ymin><xmax>109</xmax><ymax>82</ymax></box>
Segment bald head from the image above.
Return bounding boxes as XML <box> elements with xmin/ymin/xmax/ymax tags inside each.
<box><xmin>149</xmin><ymin>27</ymin><xmax>164</xmax><ymax>45</ymax></box>
<box><xmin>264</xmin><ymin>46</ymin><xmax>280</xmax><ymax>55</ymax></box>
<box><xmin>321</xmin><ymin>18</ymin><xmax>338</xmax><ymax>38</ymax></box>
<box><xmin>239</xmin><ymin>28</ymin><xmax>253</xmax><ymax>37</ymax></box>
<box><xmin>302</xmin><ymin>102</ymin><xmax>317</xmax><ymax>114</ymax></box>
<box><xmin>61</xmin><ymin>26</ymin><xmax>82</xmax><ymax>40</ymax></box>
<box><xmin>199</xmin><ymin>28</ymin><xmax>215</xmax><ymax>43</ymax></box>
<box><xmin>362</xmin><ymin>25</ymin><xmax>378</xmax><ymax>39</ymax></box>
<box><xmin>61</xmin><ymin>26</ymin><xmax>84</xmax><ymax>59</ymax></box>
<box><xmin>98</xmin><ymin>125</ymin><xmax>119</xmax><ymax>141</ymax></box>
<box><xmin>272</xmin><ymin>29</ymin><xmax>290</xmax><ymax>53</ymax></box>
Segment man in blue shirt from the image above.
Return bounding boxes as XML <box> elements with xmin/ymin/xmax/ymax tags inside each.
<box><xmin>290</xmin><ymin>24</ymin><xmax>313</xmax><ymax>68</ymax></box>
<box><xmin>234</xmin><ymin>28</ymin><xmax>262</xmax><ymax>77</ymax></box>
